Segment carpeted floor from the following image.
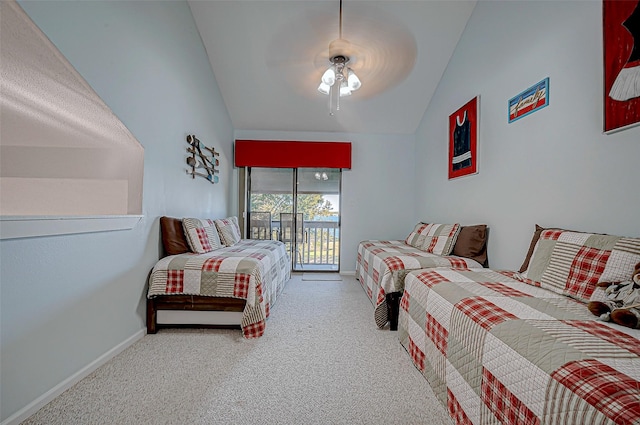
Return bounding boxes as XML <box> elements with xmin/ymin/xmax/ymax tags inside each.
<box><xmin>301</xmin><ymin>272</ymin><xmax>342</xmax><ymax>281</ymax></box>
<box><xmin>22</xmin><ymin>274</ymin><xmax>451</xmax><ymax>425</ymax></box>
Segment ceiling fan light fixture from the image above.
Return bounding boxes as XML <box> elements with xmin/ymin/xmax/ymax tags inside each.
<box><xmin>317</xmin><ymin>82</ymin><xmax>331</xmax><ymax>95</ymax></box>
<box><xmin>347</xmin><ymin>68</ymin><xmax>361</xmax><ymax>91</ymax></box>
<box><xmin>321</xmin><ymin>67</ymin><xmax>336</xmax><ymax>86</ymax></box>
<box><xmin>318</xmin><ymin>0</ymin><xmax>361</xmax><ymax>115</ymax></box>
<box><xmin>339</xmin><ymin>80</ymin><xmax>352</xmax><ymax>96</ymax></box>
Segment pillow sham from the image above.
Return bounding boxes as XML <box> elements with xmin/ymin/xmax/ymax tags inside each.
<box><xmin>182</xmin><ymin>218</ymin><xmax>222</xmax><ymax>254</ymax></box>
<box><xmin>522</xmin><ymin>229</ymin><xmax>640</xmax><ymax>303</ymax></box>
<box><xmin>160</xmin><ymin>216</ymin><xmax>191</xmax><ymax>256</ymax></box>
<box><xmin>405</xmin><ymin>222</ymin><xmax>461</xmax><ymax>256</ymax></box>
<box><xmin>452</xmin><ymin>224</ymin><xmax>488</xmax><ymax>266</ymax></box>
<box><xmin>405</xmin><ymin>222</ymin><xmax>430</xmax><ymax>248</ymax></box>
<box><xmin>215</xmin><ymin>216</ymin><xmax>242</xmax><ymax>246</ymax></box>
<box><xmin>517</xmin><ymin>224</ymin><xmax>578</xmax><ymax>273</ymax></box>
<box><xmin>597</xmin><ymin>236</ymin><xmax>640</xmax><ymax>284</ymax></box>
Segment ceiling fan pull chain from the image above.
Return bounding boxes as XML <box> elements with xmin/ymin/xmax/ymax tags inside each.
<box><xmin>329</xmin><ymin>83</ymin><xmax>335</xmax><ymax>116</ymax></box>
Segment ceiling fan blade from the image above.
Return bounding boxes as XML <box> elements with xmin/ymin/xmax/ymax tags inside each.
<box><xmin>266</xmin><ymin>2</ymin><xmax>417</xmax><ymax>99</ymax></box>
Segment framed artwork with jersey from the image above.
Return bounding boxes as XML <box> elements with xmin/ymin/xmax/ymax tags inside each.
<box><xmin>448</xmin><ymin>96</ymin><xmax>478</xmax><ymax>180</ymax></box>
<box><xmin>604</xmin><ymin>0</ymin><xmax>640</xmax><ymax>133</ymax></box>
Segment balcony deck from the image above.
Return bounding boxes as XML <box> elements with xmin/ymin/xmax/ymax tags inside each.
<box><xmin>250</xmin><ymin>219</ymin><xmax>339</xmax><ymax>271</ymax></box>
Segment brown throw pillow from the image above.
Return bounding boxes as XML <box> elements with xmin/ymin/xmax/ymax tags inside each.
<box><xmin>452</xmin><ymin>224</ymin><xmax>488</xmax><ymax>266</ymax></box>
<box><xmin>518</xmin><ymin>224</ymin><xmax>546</xmax><ymax>273</ymax></box>
<box><xmin>160</xmin><ymin>216</ymin><xmax>191</xmax><ymax>256</ymax></box>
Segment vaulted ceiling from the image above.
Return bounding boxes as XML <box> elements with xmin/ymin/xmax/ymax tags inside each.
<box><xmin>189</xmin><ymin>1</ymin><xmax>476</xmax><ymax>135</ymax></box>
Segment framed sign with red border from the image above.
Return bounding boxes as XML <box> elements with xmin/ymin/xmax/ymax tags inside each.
<box><xmin>449</xmin><ymin>96</ymin><xmax>478</xmax><ymax>180</ymax></box>
<box><xmin>603</xmin><ymin>0</ymin><xmax>640</xmax><ymax>134</ymax></box>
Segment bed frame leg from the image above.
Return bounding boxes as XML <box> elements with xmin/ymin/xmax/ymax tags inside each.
<box><xmin>147</xmin><ymin>298</ymin><xmax>157</xmax><ymax>334</ymax></box>
<box><xmin>386</xmin><ymin>292</ymin><xmax>401</xmax><ymax>331</ymax></box>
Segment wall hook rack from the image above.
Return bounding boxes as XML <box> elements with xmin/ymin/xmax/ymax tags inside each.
<box><xmin>186</xmin><ymin>134</ymin><xmax>219</xmax><ymax>184</ymax></box>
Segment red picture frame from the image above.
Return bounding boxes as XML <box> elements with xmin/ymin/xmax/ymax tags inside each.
<box><xmin>603</xmin><ymin>0</ymin><xmax>640</xmax><ymax>133</ymax></box>
<box><xmin>449</xmin><ymin>96</ymin><xmax>478</xmax><ymax>180</ymax></box>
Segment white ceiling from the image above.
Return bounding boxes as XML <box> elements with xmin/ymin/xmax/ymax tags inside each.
<box><xmin>189</xmin><ymin>1</ymin><xmax>476</xmax><ymax>135</ymax></box>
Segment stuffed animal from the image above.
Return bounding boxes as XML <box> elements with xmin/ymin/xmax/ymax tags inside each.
<box><xmin>587</xmin><ymin>262</ymin><xmax>640</xmax><ymax>328</ymax></box>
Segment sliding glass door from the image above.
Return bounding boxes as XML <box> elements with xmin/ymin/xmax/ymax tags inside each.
<box><xmin>295</xmin><ymin>169</ymin><xmax>340</xmax><ymax>271</ymax></box>
<box><xmin>246</xmin><ymin>167</ymin><xmax>340</xmax><ymax>272</ymax></box>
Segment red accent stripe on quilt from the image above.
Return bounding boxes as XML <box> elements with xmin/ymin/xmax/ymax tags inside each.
<box><xmin>408</xmin><ymin>337</ymin><xmax>425</xmax><ymax>372</ymax></box>
<box><xmin>565</xmin><ymin>321</ymin><xmax>640</xmax><ymax>356</ymax></box>
<box><xmin>233</xmin><ymin>273</ymin><xmax>250</xmax><ymax>298</ymax></box>
<box><xmin>447</xmin><ymin>389</ymin><xmax>473</xmax><ymax>425</ymax></box>
<box><xmin>400</xmin><ymin>292</ymin><xmax>410</xmax><ymax>312</ymax></box>
<box><xmin>447</xmin><ymin>257</ymin><xmax>469</xmax><ymax>268</ymax></box>
<box><xmin>166</xmin><ymin>270</ymin><xmax>184</xmax><ymax>293</ymax></box>
<box><xmin>242</xmin><ymin>320</ymin><xmax>265</xmax><ymax>338</ymax></box>
<box><xmin>497</xmin><ymin>270</ymin><xmax>521</xmax><ymax>279</ymax></box>
<box><xmin>551</xmin><ymin>359</ymin><xmax>640</xmax><ymax>425</ymax></box>
<box><xmin>376</xmin><ymin>288</ymin><xmax>386</xmax><ymax>305</ymax></box>
<box><xmin>414</xmin><ymin>271</ymin><xmax>449</xmax><ymax>288</ymax></box>
<box><xmin>481</xmin><ymin>282</ymin><xmax>531</xmax><ymax>298</ymax></box>
<box><xmin>203</xmin><ymin>257</ymin><xmax>224</xmax><ymax>272</ymax></box>
<box><xmin>482</xmin><ymin>368</ymin><xmax>540</xmax><ymax>425</ymax></box>
<box><xmin>383</xmin><ymin>256</ymin><xmax>405</xmax><ymax>272</ymax></box>
<box><xmin>456</xmin><ymin>297</ymin><xmax>517</xmax><ymax>331</ymax></box>
<box><xmin>426</xmin><ymin>313</ymin><xmax>448</xmax><ymax>355</ymax></box>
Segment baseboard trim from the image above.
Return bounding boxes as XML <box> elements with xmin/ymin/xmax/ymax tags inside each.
<box><xmin>1</xmin><ymin>329</ymin><xmax>145</xmax><ymax>425</ymax></box>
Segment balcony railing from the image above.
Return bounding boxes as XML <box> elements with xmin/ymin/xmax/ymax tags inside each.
<box><xmin>250</xmin><ymin>220</ymin><xmax>339</xmax><ymax>270</ymax></box>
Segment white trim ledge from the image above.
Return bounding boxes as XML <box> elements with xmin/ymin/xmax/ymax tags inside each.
<box><xmin>0</xmin><ymin>215</ymin><xmax>143</xmax><ymax>240</ymax></box>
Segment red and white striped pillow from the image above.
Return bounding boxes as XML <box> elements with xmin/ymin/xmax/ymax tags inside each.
<box><xmin>214</xmin><ymin>216</ymin><xmax>242</xmax><ymax>247</ymax></box>
<box><xmin>522</xmin><ymin>229</ymin><xmax>640</xmax><ymax>303</ymax></box>
<box><xmin>182</xmin><ymin>218</ymin><xmax>222</xmax><ymax>254</ymax></box>
<box><xmin>405</xmin><ymin>222</ymin><xmax>461</xmax><ymax>256</ymax></box>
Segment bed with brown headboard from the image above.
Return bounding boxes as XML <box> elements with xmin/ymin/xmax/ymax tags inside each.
<box><xmin>146</xmin><ymin>216</ymin><xmax>291</xmax><ymax>338</ymax></box>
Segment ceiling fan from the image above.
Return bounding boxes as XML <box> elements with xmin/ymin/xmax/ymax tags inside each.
<box><xmin>315</xmin><ymin>0</ymin><xmax>418</xmax><ymax>115</ymax></box>
<box><xmin>317</xmin><ymin>0</ymin><xmax>362</xmax><ymax>115</ymax></box>
<box><xmin>265</xmin><ymin>1</ymin><xmax>417</xmax><ymax>113</ymax></box>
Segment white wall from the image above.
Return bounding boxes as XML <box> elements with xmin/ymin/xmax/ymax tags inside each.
<box><xmin>415</xmin><ymin>0</ymin><xmax>640</xmax><ymax>270</ymax></box>
<box><xmin>0</xmin><ymin>1</ymin><xmax>233</xmax><ymax>421</ymax></box>
<box><xmin>235</xmin><ymin>130</ymin><xmax>417</xmax><ymax>272</ymax></box>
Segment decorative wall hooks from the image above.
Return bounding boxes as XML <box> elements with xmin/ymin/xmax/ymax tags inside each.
<box><xmin>186</xmin><ymin>134</ymin><xmax>219</xmax><ymax>184</ymax></box>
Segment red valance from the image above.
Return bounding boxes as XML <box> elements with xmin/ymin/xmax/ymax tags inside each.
<box><xmin>234</xmin><ymin>140</ymin><xmax>351</xmax><ymax>169</ymax></box>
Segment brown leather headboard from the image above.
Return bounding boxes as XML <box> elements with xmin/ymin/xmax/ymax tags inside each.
<box><xmin>160</xmin><ymin>216</ymin><xmax>191</xmax><ymax>257</ymax></box>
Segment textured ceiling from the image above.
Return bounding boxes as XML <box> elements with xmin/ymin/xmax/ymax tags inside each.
<box><xmin>189</xmin><ymin>1</ymin><xmax>476</xmax><ymax>135</ymax></box>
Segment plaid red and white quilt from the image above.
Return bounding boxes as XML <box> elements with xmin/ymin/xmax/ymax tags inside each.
<box><xmin>148</xmin><ymin>239</ymin><xmax>290</xmax><ymax>338</ymax></box>
<box><xmin>355</xmin><ymin>240</ymin><xmax>483</xmax><ymax>328</ymax></box>
<box><xmin>399</xmin><ymin>268</ymin><xmax>640</xmax><ymax>425</ymax></box>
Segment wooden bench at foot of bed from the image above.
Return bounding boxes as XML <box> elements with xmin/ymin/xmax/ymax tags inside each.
<box><xmin>147</xmin><ymin>295</ymin><xmax>246</xmax><ymax>334</ymax></box>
